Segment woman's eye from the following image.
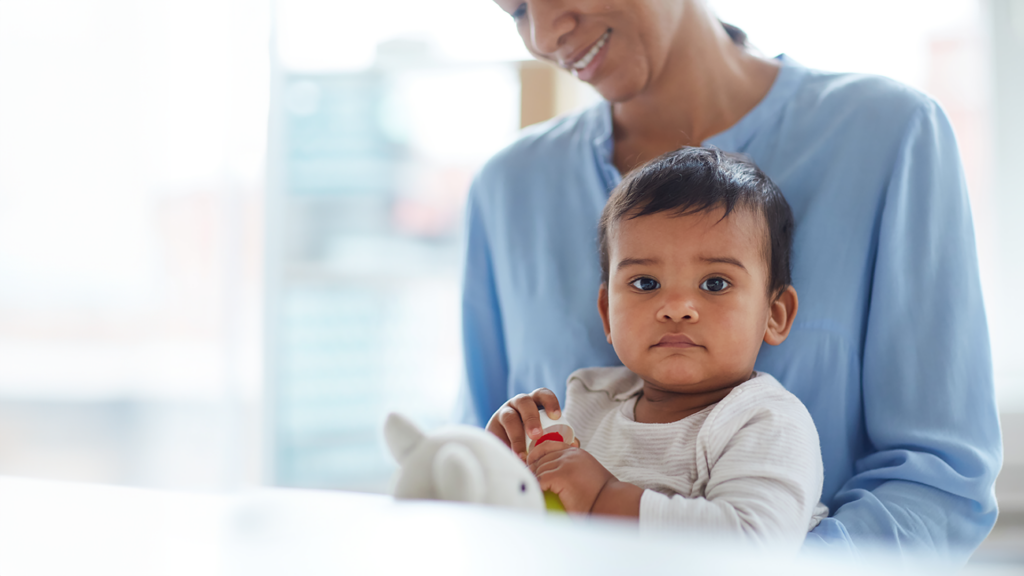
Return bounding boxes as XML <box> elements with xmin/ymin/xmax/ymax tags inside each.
<box><xmin>511</xmin><ymin>3</ymin><xmax>527</xmax><ymax>20</ymax></box>
<box><xmin>700</xmin><ymin>277</ymin><xmax>730</xmax><ymax>292</ymax></box>
<box><xmin>630</xmin><ymin>277</ymin><xmax>660</xmax><ymax>291</ymax></box>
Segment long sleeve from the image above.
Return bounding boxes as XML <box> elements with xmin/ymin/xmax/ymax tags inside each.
<box><xmin>804</xmin><ymin>101</ymin><xmax>1002</xmax><ymax>562</ymax></box>
<box><xmin>638</xmin><ymin>381</ymin><xmax>825</xmax><ymax>553</ymax></box>
<box><xmin>457</xmin><ymin>181</ymin><xmax>510</xmax><ymax>426</ymax></box>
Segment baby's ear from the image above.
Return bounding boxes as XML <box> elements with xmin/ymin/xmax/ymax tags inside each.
<box><xmin>764</xmin><ymin>285</ymin><xmax>798</xmax><ymax>346</ymax></box>
<box><xmin>597</xmin><ymin>284</ymin><xmax>612</xmax><ymax>344</ymax></box>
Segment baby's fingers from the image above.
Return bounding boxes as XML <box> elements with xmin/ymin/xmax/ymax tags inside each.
<box><xmin>496</xmin><ymin>402</ymin><xmax>529</xmax><ymax>459</ymax></box>
<box><xmin>485</xmin><ymin>414</ymin><xmax>512</xmax><ymax>448</ymax></box>
<box><xmin>510</xmin><ymin>393</ymin><xmax>546</xmax><ymax>442</ymax></box>
<box><xmin>526</xmin><ymin>441</ymin><xmax>571</xmax><ymax>467</ymax></box>
<box><xmin>529</xmin><ymin>388</ymin><xmax>562</xmax><ymax>420</ymax></box>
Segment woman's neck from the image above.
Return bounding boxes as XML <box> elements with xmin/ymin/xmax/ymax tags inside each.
<box><xmin>611</xmin><ymin>6</ymin><xmax>780</xmax><ymax>174</ymax></box>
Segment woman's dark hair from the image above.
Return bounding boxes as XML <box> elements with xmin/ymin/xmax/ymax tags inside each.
<box><xmin>597</xmin><ymin>147</ymin><xmax>794</xmax><ymax>299</ymax></box>
<box><xmin>720</xmin><ymin>20</ymin><xmax>748</xmax><ymax>46</ymax></box>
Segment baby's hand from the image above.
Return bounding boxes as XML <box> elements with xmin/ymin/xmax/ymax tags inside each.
<box><xmin>485</xmin><ymin>388</ymin><xmax>562</xmax><ymax>462</ymax></box>
<box><xmin>526</xmin><ymin>442</ymin><xmax>614</xmax><ymax>514</ymax></box>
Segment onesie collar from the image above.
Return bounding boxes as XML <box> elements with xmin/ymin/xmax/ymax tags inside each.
<box><xmin>569</xmin><ymin>366</ymin><xmax>644</xmax><ymax>401</ymax></box>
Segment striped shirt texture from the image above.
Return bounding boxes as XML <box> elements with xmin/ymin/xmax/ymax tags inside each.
<box><xmin>565</xmin><ymin>367</ymin><xmax>828</xmax><ymax>550</ymax></box>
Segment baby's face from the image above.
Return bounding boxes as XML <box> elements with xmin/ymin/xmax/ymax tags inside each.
<box><xmin>599</xmin><ymin>208</ymin><xmax>775</xmax><ymax>395</ymax></box>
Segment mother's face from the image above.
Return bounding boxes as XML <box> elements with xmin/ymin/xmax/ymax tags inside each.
<box><xmin>492</xmin><ymin>0</ymin><xmax>687</xmax><ymax>102</ymax></box>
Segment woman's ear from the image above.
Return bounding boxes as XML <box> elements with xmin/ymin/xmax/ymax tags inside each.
<box><xmin>597</xmin><ymin>284</ymin><xmax>613</xmax><ymax>344</ymax></box>
<box><xmin>764</xmin><ymin>285</ymin><xmax>798</xmax><ymax>346</ymax></box>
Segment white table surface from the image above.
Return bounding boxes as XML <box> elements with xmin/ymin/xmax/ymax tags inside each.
<box><xmin>0</xmin><ymin>475</ymin><xmax>1010</xmax><ymax>576</ymax></box>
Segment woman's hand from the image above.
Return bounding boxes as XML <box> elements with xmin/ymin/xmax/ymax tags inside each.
<box><xmin>485</xmin><ymin>388</ymin><xmax>563</xmax><ymax>462</ymax></box>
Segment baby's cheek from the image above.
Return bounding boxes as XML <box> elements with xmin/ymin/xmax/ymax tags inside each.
<box><xmin>717</xmin><ymin>311</ymin><xmax>767</xmax><ymax>360</ymax></box>
<box><xmin>609</xmin><ymin>308</ymin><xmax>641</xmax><ymax>347</ymax></box>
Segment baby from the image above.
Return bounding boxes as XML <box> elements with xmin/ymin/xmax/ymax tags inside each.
<box><xmin>486</xmin><ymin>147</ymin><xmax>827</xmax><ymax>548</ymax></box>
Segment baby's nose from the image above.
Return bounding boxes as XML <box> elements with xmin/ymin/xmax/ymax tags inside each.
<box><xmin>659</xmin><ymin>296</ymin><xmax>698</xmax><ymax>322</ymax></box>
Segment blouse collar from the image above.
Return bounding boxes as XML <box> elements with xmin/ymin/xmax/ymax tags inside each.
<box><xmin>589</xmin><ymin>54</ymin><xmax>807</xmax><ymax>193</ymax></box>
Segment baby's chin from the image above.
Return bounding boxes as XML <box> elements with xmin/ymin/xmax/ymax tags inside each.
<box><xmin>635</xmin><ymin>364</ymin><xmax>750</xmax><ymax>394</ymax></box>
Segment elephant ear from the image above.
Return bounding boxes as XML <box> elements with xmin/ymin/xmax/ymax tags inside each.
<box><xmin>384</xmin><ymin>413</ymin><xmax>425</xmax><ymax>464</ymax></box>
<box><xmin>433</xmin><ymin>443</ymin><xmax>485</xmax><ymax>504</ymax></box>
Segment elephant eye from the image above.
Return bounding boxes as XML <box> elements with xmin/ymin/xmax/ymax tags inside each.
<box><xmin>520</xmin><ymin>482</ymin><xmax>527</xmax><ymax>493</ymax></box>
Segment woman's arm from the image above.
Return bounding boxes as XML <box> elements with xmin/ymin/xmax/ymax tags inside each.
<box><xmin>458</xmin><ymin>183</ymin><xmax>511</xmax><ymax>426</ymax></box>
<box><xmin>807</xmin><ymin>100</ymin><xmax>1002</xmax><ymax>562</ymax></box>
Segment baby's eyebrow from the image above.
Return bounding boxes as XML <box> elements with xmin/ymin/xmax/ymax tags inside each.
<box><xmin>699</xmin><ymin>256</ymin><xmax>747</xmax><ymax>271</ymax></box>
<box><xmin>616</xmin><ymin>257</ymin><xmax>658</xmax><ymax>271</ymax></box>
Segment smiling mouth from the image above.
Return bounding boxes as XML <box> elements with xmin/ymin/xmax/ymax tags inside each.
<box><xmin>568</xmin><ymin>29</ymin><xmax>611</xmax><ymax>71</ymax></box>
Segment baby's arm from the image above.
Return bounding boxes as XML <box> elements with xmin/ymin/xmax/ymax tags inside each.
<box><xmin>640</xmin><ymin>389</ymin><xmax>824</xmax><ymax>549</ymax></box>
<box><xmin>526</xmin><ymin>442</ymin><xmax>643</xmax><ymax>516</ymax></box>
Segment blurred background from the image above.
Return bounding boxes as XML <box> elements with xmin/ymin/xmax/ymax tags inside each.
<box><xmin>0</xmin><ymin>0</ymin><xmax>1021</xmax><ymax>561</ymax></box>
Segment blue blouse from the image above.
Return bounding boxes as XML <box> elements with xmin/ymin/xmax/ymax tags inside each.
<box><xmin>458</xmin><ymin>56</ymin><xmax>1001</xmax><ymax>561</ymax></box>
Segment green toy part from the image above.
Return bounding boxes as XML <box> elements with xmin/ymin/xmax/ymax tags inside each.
<box><xmin>544</xmin><ymin>490</ymin><xmax>566</xmax><ymax>513</ymax></box>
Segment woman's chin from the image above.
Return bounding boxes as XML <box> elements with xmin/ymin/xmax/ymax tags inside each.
<box><xmin>584</xmin><ymin>59</ymin><xmax>652</xmax><ymax>103</ymax></box>
<box><xmin>593</xmin><ymin>84</ymin><xmax>640</xmax><ymax>104</ymax></box>
<box><xmin>588</xmin><ymin>73</ymin><xmax>646</xmax><ymax>104</ymax></box>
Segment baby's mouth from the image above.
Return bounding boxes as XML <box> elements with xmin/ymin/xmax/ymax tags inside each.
<box><xmin>654</xmin><ymin>333</ymin><xmax>699</xmax><ymax>348</ymax></box>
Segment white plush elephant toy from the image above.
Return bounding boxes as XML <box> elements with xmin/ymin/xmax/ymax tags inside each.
<box><xmin>383</xmin><ymin>412</ymin><xmax>545</xmax><ymax>514</ymax></box>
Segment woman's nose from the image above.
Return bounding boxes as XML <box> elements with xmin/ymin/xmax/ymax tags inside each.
<box><xmin>659</xmin><ymin>294</ymin><xmax>698</xmax><ymax>323</ymax></box>
<box><xmin>526</xmin><ymin>1</ymin><xmax>577</xmax><ymax>57</ymax></box>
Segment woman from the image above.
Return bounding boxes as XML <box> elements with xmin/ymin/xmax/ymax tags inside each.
<box><xmin>459</xmin><ymin>0</ymin><xmax>1001</xmax><ymax>561</ymax></box>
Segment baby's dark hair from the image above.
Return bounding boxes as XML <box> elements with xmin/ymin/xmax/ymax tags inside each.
<box><xmin>598</xmin><ymin>147</ymin><xmax>794</xmax><ymax>299</ymax></box>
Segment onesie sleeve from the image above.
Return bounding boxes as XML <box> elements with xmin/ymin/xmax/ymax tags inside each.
<box><xmin>639</xmin><ymin>383</ymin><xmax>825</xmax><ymax>552</ymax></box>
<box><xmin>805</xmin><ymin>101</ymin><xmax>1002</xmax><ymax>561</ymax></box>
<box><xmin>455</xmin><ymin>179</ymin><xmax>510</xmax><ymax>426</ymax></box>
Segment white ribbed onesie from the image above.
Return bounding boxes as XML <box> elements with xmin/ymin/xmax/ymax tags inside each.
<box><xmin>564</xmin><ymin>367</ymin><xmax>828</xmax><ymax>550</ymax></box>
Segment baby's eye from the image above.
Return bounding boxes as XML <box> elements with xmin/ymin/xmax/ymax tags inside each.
<box><xmin>511</xmin><ymin>3</ymin><xmax>527</xmax><ymax>20</ymax></box>
<box><xmin>630</xmin><ymin>277</ymin><xmax>660</xmax><ymax>291</ymax></box>
<box><xmin>700</xmin><ymin>277</ymin><xmax>730</xmax><ymax>292</ymax></box>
